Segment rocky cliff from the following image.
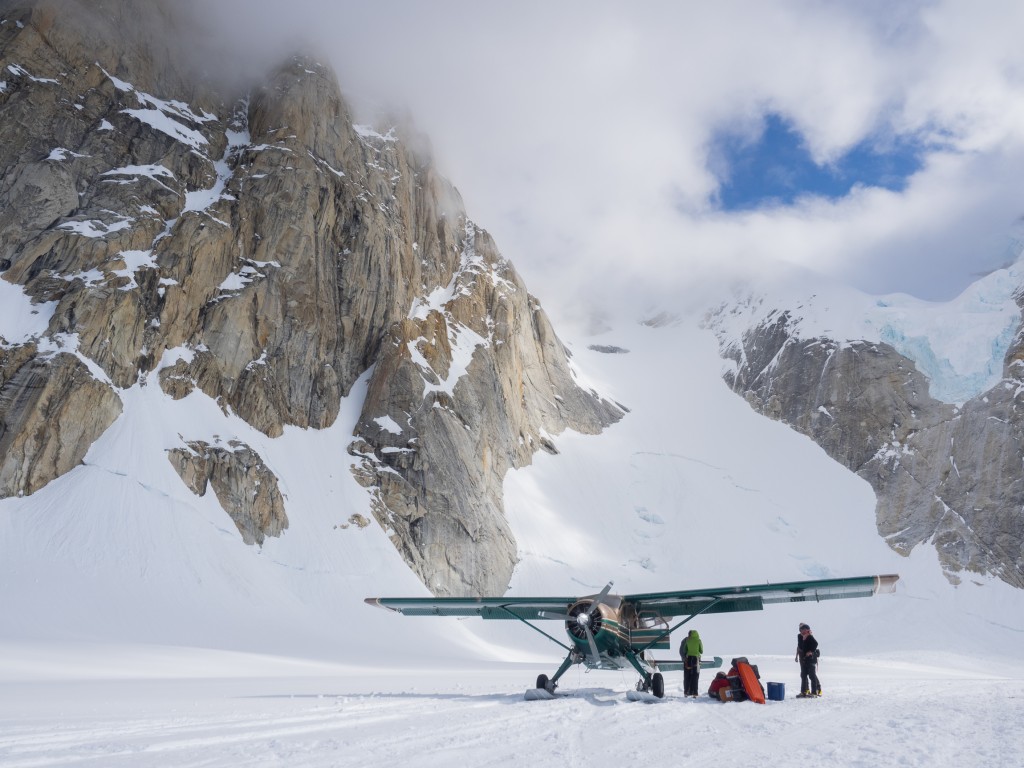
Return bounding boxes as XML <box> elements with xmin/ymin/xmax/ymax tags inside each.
<box><xmin>705</xmin><ymin>291</ymin><xmax>1024</xmax><ymax>589</ymax></box>
<box><xmin>0</xmin><ymin>0</ymin><xmax>622</xmax><ymax>596</ymax></box>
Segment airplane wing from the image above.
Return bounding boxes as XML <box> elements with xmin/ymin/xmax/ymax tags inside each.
<box><xmin>623</xmin><ymin>574</ymin><xmax>900</xmax><ymax>618</ymax></box>
<box><xmin>364</xmin><ymin>595</ymin><xmax>577</xmax><ymax>621</ymax></box>
<box><xmin>365</xmin><ymin>574</ymin><xmax>898</xmax><ymax>620</ymax></box>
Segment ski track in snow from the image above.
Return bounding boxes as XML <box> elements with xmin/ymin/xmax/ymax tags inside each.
<box><xmin>1</xmin><ymin>658</ymin><xmax>1021</xmax><ymax>767</ymax></box>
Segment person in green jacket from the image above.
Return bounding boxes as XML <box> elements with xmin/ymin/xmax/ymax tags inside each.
<box><xmin>680</xmin><ymin>629</ymin><xmax>704</xmax><ymax>697</ymax></box>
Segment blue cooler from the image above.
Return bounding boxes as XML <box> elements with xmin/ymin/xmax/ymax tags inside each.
<box><xmin>767</xmin><ymin>682</ymin><xmax>785</xmax><ymax>701</ymax></box>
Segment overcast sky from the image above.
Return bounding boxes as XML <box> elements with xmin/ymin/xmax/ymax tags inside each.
<box><xmin>212</xmin><ymin>1</ymin><xmax>1024</xmax><ymax>317</ymax></box>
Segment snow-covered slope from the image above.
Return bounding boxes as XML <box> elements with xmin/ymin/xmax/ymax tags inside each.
<box><xmin>501</xmin><ymin>306</ymin><xmax>1024</xmax><ymax>662</ymax></box>
<box><xmin>0</xmin><ymin>357</ymin><xmax>496</xmax><ymax>664</ymax></box>
<box><xmin>3</xmin><ymin>288</ymin><xmax>1023</xmax><ymax>665</ymax></box>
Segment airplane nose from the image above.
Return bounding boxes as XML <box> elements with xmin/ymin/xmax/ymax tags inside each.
<box><xmin>576</xmin><ymin>613</ymin><xmax>590</xmax><ymax>628</ymax></box>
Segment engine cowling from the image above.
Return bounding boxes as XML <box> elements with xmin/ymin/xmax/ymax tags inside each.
<box><xmin>566</xmin><ymin>599</ymin><xmax>604</xmax><ymax>642</ymax></box>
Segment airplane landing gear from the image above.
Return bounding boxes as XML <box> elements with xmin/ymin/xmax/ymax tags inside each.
<box><xmin>535</xmin><ymin>649</ymin><xmax>581</xmax><ymax>695</ymax></box>
<box><xmin>636</xmin><ymin>672</ymin><xmax>665</xmax><ymax>698</ymax></box>
<box><xmin>652</xmin><ymin>672</ymin><xmax>665</xmax><ymax>698</ymax></box>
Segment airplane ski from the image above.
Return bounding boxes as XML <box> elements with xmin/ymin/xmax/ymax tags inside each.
<box><xmin>626</xmin><ymin>690</ymin><xmax>667</xmax><ymax>703</ymax></box>
<box><xmin>524</xmin><ymin>688</ymin><xmax>558</xmax><ymax>701</ymax></box>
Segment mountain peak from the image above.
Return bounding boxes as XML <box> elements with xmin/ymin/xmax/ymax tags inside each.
<box><xmin>0</xmin><ymin>0</ymin><xmax>621</xmax><ymax>599</ymax></box>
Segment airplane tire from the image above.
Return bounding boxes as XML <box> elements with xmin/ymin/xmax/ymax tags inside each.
<box><xmin>536</xmin><ymin>674</ymin><xmax>550</xmax><ymax>690</ymax></box>
<box><xmin>652</xmin><ymin>673</ymin><xmax>665</xmax><ymax>698</ymax></box>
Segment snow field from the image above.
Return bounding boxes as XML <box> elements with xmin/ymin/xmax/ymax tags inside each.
<box><xmin>1</xmin><ymin>648</ymin><xmax>1021</xmax><ymax>768</ymax></box>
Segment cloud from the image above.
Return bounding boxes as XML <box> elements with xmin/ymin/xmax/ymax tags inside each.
<box><xmin>201</xmin><ymin>0</ymin><xmax>1024</xmax><ymax>318</ymax></box>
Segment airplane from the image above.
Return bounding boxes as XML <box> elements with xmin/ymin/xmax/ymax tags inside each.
<box><xmin>366</xmin><ymin>573</ymin><xmax>899</xmax><ymax>698</ymax></box>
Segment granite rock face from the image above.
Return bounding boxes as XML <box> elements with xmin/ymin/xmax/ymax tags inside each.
<box><xmin>0</xmin><ymin>0</ymin><xmax>622</xmax><ymax>595</ymax></box>
<box><xmin>706</xmin><ymin>299</ymin><xmax>1024</xmax><ymax>589</ymax></box>
<box><xmin>349</xmin><ymin>224</ymin><xmax>623</xmax><ymax>595</ymax></box>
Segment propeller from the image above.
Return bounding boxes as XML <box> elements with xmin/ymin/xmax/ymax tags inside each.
<box><xmin>582</xmin><ymin>619</ymin><xmax>601</xmax><ymax>665</ymax></box>
<box><xmin>588</xmin><ymin>581</ymin><xmax>613</xmax><ymax>615</ymax></box>
<box><xmin>585</xmin><ymin>582</ymin><xmax>614</xmax><ymax>664</ymax></box>
<box><xmin>551</xmin><ymin>581</ymin><xmax>614</xmax><ymax>666</ymax></box>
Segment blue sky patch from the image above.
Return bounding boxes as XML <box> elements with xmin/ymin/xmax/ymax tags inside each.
<box><xmin>712</xmin><ymin>113</ymin><xmax>925</xmax><ymax>211</ymax></box>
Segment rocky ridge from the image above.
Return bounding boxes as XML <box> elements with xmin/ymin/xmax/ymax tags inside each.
<box><xmin>0</xmin><ymin>0</ymin><xmax>622</xmax><ymax>596</ymax></box>
<box><xmin>705</xmin><ymin>291</ymin><xmax>1024</xmax><ymax>589</ymax></box>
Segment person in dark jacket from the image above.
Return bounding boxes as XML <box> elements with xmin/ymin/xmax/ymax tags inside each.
<box><xmin>795</xmin><ymin>623</ymin><xmax>820</xmax><ymax>697</ymax></box>
<box><xmin>680</xmin><ymin>629</ymin><xmax>703</xmax><ymax>697</ymax></box>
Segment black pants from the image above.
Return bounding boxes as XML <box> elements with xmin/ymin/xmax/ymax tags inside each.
<box><xmin>800</xmin><ymin>656</ymin><xmax>820</xmax><ymax>695</ymax></box>
<box><xmin>683</xmin><ymin>656</ymin><xmax>700</xmax><ymax>695</ymax></box>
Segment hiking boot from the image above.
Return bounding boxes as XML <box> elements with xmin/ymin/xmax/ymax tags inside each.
<box><xmin>796</xmin><ymin>692</ymin><xmax>811</xmax><ymax>699</ymax></box>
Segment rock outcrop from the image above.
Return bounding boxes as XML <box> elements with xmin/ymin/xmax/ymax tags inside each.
<box><xmin>706</xmin><ymin>298</ymin><xmax>1024</xmax><ymax>589</ymax></box>
<box><xmin>0</xmin><ymin>346</ymin><xmax>123</xmax><ymax>497</ymax></box>
<box><xmin>168</xmin><ymin>440</ymin><xmax>287</xmax><ymax>546</ymax></box>
<box><xmin>0</xmin><ymin>0</ymin><xmax>622</xmax><ymax>595</ymax></box>
<box><xmin>349</xmin><ymin>224</ymin><xmax>622</xmax><ymax>595</ymax></box>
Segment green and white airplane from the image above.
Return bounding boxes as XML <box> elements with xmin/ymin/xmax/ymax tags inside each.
<box><xmin>366</xmin><ymin>573</ymin><xmax>899</xmax><ymax>698</ymax></box>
